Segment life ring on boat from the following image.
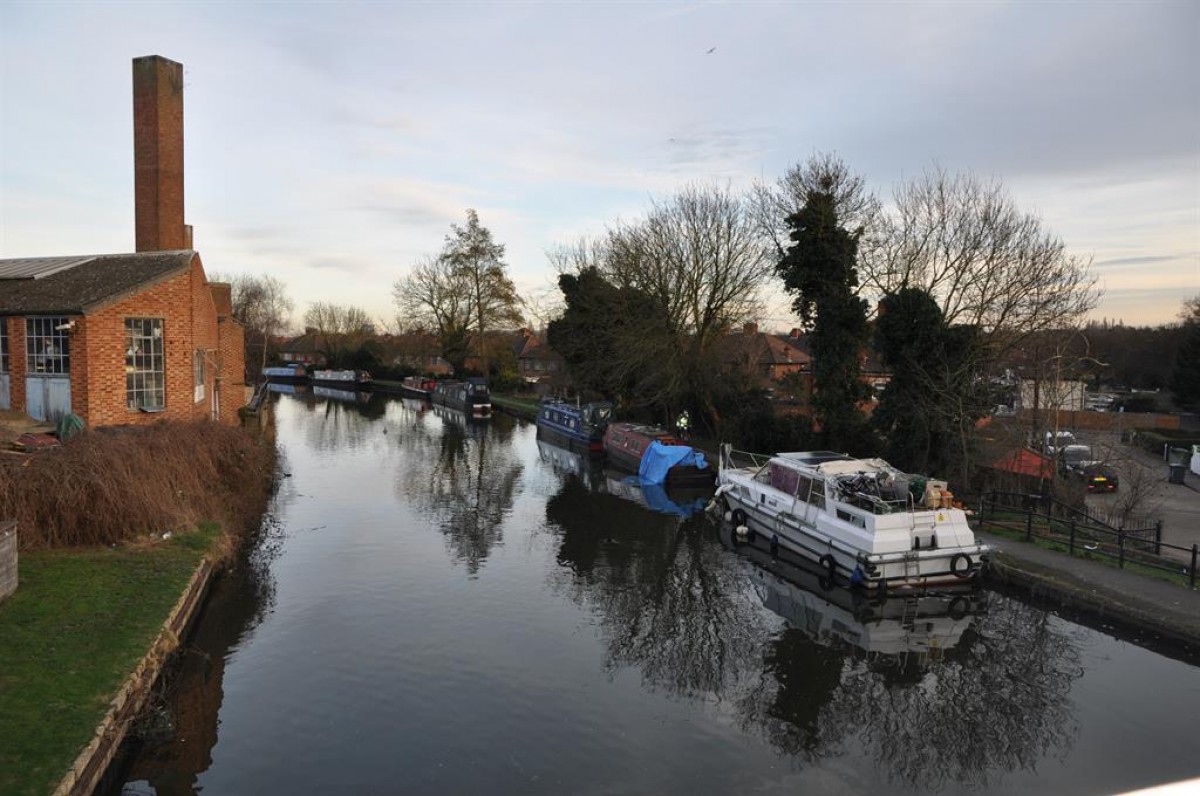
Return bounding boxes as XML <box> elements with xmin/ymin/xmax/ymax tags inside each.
<box><xmin>950</xmin><ymin>553</ymin><xmax>975</xmax><ymax>579</ymax></box>
<box><xmin>819</xmin><ymin>554</ymin><xmax>836</xmax><ymax>578</ymax></box>
<box><xmin>948</xmin><ymin>595</ymin><xmax>969</xmax><ymax>621</ymax></box>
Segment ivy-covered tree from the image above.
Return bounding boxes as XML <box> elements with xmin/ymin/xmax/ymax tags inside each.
<box><xmin>775</xmin><ymin>184</ymin><xmax>871</xmax><ymax>452</ymax></box>
<box><xmin>1170</xmin><ymin>294</ymin><xmax>1200</xmax><ymax>411</ymax></box>
<box><xmin>874</xmin><ymin>288</ymin><xmax>984</xmax><ymax>481</ymax></box>
<box><xmin>547</xmin><ymin>266</ymin><xmax>672</xmax><ymax>407</ymax></box>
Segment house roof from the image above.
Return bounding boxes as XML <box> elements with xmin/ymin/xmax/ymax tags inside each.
<box><xmin>0</xmin><ymin>251</ymin><xmax>196</xmax><ymax>316</ymax></box>
<box><xmin>989</xmin><ymin>448</ymin><xmax>1053</xmax><ymax>479</ymax></box>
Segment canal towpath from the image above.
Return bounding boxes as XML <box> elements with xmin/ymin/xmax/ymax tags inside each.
<box><xmin>978</xmin><ymin>527</ymin><xmax>1200</xmax><ymax>654</ymax></box>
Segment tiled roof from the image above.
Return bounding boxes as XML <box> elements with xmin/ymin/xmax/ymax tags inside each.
<box><xmin>0</xmin><ymin>251</ymin><xmax>195</xmax><ymax>316</ymax></box>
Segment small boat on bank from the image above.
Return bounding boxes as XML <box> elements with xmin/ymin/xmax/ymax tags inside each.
<box><xmin>432</xmin><ymin>377</ymin><xmax>491</xmax><ymax>416</ymax></box>
<box><xmin>311</xmin><ymin>369</ymin><xmax>372</xmax><ymax>388</ymax></box>
<box><xmin>262</xmin><ymin>363</ymin><xmax>309</xmax><ymax>381</ymax></box>
<box><xmin>536</xmin><ymin>398</ymin><xmax>613</xmax><ymax>454</ymax></box>
<box><xmin>714</xmin><ymin>446</ymin><xmax>989</xmax><ymax>593</ymax></box>
<box><xmin>603</xmin><ymin>422</ymin><xmax>714</xmax><ymax>487</ymax></box>
<box><xmin>399</xmin><ymin>376</ymin><xmax>439</xmax><ymax>400</ymax></box>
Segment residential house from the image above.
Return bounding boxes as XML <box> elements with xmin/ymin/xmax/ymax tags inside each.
<box><xmin>0</xmin><ymin>56</ymin><xmax>245</xmax><ymax>426</ymax></box>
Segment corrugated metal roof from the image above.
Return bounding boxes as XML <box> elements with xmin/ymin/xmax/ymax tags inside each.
<box><xmin>0</xmin><ymin>255</ymin><xmax>97</xmax><ymax>280</ymax></box>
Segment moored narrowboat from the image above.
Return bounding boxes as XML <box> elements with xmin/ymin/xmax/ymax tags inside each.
<box><xmin>311</xmin><ymin>368</ymin><xmax>372</xmax><ymax>387</ymax></box>
<box><xmin>262</xmin><ymin>363</ymin><xmax>309</xmax><ymax>381</ymax></box>
<box><xmin>536</xmin><ymin>398</ymin><xmax>613</xmax><ymax>454</ymax></box>
<box><xmin>432</xmin><ymin>377</ymin><xmax>491</xmax><ymax>416</ymax></box>
<box><xmin>399</xmin><ymin>376</ymin><xmax>438</xmax><ymax>400</ymax></box>
<box><xmin>603</xmin><ymin>422</ymin><xmax>714</xmax><ymax>487</ymax></box>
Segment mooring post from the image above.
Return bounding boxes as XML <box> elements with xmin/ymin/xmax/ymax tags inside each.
<box><xmin>1069</xmin><ymin>518</ymin><xmax>1076</xmax><ymax>556</ymax></box>
<box><xmin>1191</xmin><ymin>545</ymin><xmax>1197</xmax><ymax>590</ymax></box>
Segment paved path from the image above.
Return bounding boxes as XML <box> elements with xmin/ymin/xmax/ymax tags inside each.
<box><xmin>978</xmin><ymin>528</ymin><xmax>1200</xmax><ymax>657</ymax></box>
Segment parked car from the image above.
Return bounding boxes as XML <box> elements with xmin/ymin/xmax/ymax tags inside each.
<box><xmin>1073</xmin><ymin>463</ymin><xmax>1119</xmax><ymax>493</ymax></box>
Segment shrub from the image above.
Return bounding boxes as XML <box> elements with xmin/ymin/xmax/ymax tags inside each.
<box><xmin>0</xmin><ymin>421</ymin><xmax>275</xmax><ymax>550</ymax></box>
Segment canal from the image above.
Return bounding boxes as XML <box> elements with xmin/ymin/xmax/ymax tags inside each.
<box><xmin>113</xmin><ymin>392</ymin><xmax>1200</xmax><ymax>795</ymax></box>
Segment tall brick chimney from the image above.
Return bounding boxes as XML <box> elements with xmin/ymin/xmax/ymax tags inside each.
<box><xmin>133</xmin><ymin>55</ymin><xmax>191</xmax><ymax>252</ymax></box>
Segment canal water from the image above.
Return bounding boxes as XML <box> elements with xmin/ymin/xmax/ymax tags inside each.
<box><xmin>114</xmin><ymin>392</ymin><xmax>1200</xmax><ymax>795</ymax></box>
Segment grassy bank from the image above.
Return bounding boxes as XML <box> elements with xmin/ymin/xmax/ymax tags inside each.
<box><xmin>0</xmin><ymin>525</ymin><xmax>217</xmax><ymax>796</ymax></box>
<box><xmin>491</xmin><ymin>393</ymin><xmax>541</xmax><ymax>420</ymax></box>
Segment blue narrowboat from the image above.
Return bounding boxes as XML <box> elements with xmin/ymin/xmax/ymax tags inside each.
<box><xmin>535</xmin><ymin>398</ymin><xmax>613</xmax><ymax>454</ymax></box>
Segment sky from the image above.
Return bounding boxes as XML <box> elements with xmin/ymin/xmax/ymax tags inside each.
<box><xmin>1</xmin><ymin>1</ymin><xmax>1197</xmax><ymax>332</ymax></box>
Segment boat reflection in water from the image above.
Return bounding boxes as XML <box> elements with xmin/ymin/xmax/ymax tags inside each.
<box><xmin>311</xmin><ymin>384</ymin><xmax>371</xmax><ymax>405</ymax></box>
<box><xmin>266</xmin><ymin>381</ymin><xmax>309</xmax><ymax>396</ymax></box>
<box><xmin>723</xmin><ymin>526</ymin><xmax>985</xmax><ymax>666</ymax></box>
<box><xmin>537</xmin><ymin>434</ymin><xmax>713</xmax><ymax>517</ymax></box>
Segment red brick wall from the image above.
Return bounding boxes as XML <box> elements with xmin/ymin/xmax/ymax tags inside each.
<box><xmin>133</xmin><ymin>56</ymin><xmax>187</xmax><ymax>253</ymax></box>
<box><xmin>217</xmin><ymin>316</ymin><xmax>245</xmax><ymax>425</ymax></box>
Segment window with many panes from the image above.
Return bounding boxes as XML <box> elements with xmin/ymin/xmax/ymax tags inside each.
<box><xmin>125</xmin><ymin>318</ymin><xmax>165</xmax><ymax>410</ymax></box>
<box><xmin>25</xmin><ymin>316</ymin><xmax>71</xmax><ymax>374</ymax></box>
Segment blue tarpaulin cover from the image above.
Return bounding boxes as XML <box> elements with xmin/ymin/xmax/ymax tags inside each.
<box><xmin>638</xmin><ymin>441</ymin><xmax>709</xmax><ymax>485</ymax></box>
<box><xmin>639</xmin><ymin>481</ymin><xmax>708</xmax><ymax>517</ymax></box>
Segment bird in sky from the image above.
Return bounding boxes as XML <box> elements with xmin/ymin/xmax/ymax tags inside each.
<box><xmin>706</xmin><ymin>46</ymin><xmax>716</xmax><ymax>54</ymax></box>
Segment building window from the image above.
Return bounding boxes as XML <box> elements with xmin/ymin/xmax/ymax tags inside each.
<box><xmin>25</xmin><ymin>316</ymin><xmax>71</xmax><ymax>374</ymax></box>
<box><xmin>0</xmin><ymin>319</ymin><xmax>8</xmax><ymax>374</ymax></box>
<box><xmin>126</xmin><ymin>318</ymin><xmax>165</xmax><ymax>411</ymax></box>
<box><xmin>194</xmin><ymin>350</ymin><xmax>205</xmax><ymax>402</ymax></box>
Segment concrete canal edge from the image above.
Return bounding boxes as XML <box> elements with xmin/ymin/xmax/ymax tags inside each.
<box><xmin>52</xmin><ymin>557</ymin><xmax>216</xmax><ymax>796</ymax></box>
<box><xmin>978</xmin><ymin>530</ymin><xmax>1200</xmax><ymax>655</ymax></box>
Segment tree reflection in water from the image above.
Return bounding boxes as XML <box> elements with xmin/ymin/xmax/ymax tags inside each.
<box><xmin>395</xmin><ymin>403</ymin><xmax>522</xmax><ymax>575</ymax></box>
<box><xmin>546</xmin><ymin>471</ymin><xmax>1086</xmax><ymax>791</ymax></box>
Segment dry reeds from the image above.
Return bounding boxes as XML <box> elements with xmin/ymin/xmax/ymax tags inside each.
<box><xmin>0</xmin><ymin>421</ymin><xmax>275</xmax><ymax>550</ymax></box>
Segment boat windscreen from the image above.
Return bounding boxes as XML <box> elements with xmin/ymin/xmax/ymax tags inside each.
<box><xmin>591</xmin><ymin>406</ymin><xmax>612</xmax><ymax>423</ymax></box>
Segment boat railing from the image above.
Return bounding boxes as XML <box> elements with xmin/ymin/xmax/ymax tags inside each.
<box><xmin>720</xmin><ymin>445</ymin><xmax>772</xmax><ymax>472</ymax></box>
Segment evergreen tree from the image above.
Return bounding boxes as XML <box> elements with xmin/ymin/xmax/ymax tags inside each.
<box><xmin>1170</xmin><ymin>295</ymin><xmax>1200</xmax><ymax>411</ymax></box>
<box><xmin>776</xmin><ymin>186</ymin><xmax>871</xmax><ymax>451</ymax></box>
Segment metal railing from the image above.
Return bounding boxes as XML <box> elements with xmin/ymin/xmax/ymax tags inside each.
<box><xmin>976</xmin><ymin>491</ymin><xmax>1197</xmax><ymax>590</ymax></box>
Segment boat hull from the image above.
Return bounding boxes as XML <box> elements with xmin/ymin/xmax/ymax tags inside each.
<box><xmin>715</xmin><ymin>447</ymin><xmax>989</xmax><ymax>592</ymax></box>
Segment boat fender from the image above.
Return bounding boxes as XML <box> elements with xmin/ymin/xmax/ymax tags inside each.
<box><xmin>731</xmin><ymin>508</ymin><xmax>747</xmax><ymax>527</ymax></box>
<box><xmin>875</xmin><ymin>579</ymin><xmax>887</xmax><ymax>598</ymax></box>
<box><xmin>950</xmin><ymin>553</ymin><xmax>975</xmax><ymax>579</ymax></box>
<box><xmin>735</xmin><ymin>525</ymin><xmax>749</xmax><ymax>540</ymax></box>
<box><xmin>948</xmin><ymin>596</ymin><xmax>969</xmax><ymax>621</ymax></box>
<box><xmin>770</xmin><ymin>535</ymin><xmax>779</xmax><ymax>558</ymax></box>
<box><xmin>819</xmin><ymin>554</ymin><xmax>836</xmax><ymax>578</ymax></box>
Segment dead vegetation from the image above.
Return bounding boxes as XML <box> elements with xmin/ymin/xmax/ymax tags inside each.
<box><xmin>0</xmin><ymin>421</ymin><xmax>275</xmax><ymax>550</ymax></box>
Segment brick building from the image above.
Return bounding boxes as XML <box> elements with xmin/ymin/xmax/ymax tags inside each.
<box><xmin>0</xmin><ymin>55</ymin><xmax>244</xmax><ymax>426</ymax></box>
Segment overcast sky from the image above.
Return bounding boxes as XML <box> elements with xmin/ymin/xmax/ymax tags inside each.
<box><xmin>2</xmin><ymin>1</ymin><xmax>1197</xmax><ymax>330</ymax></box>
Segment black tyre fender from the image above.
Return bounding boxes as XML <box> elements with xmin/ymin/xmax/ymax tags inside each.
<box><xmin>950</xmin><ymin>553</ymin><xmax>975</xmax><ymax>579</ymax></box>
<box><xmin>731</xmin><ymin>509</ymin><xmax>747</xmax><ymax>528</ymax></box>
<box><xmin>948</xmin><ymin>595</ymin><xmax>969</xmax><ymax>621</ymax></box>
<box><xmin>819</xmin><ymin>554</ymin><xmax>836</xmax><ymax>578</ymax></box>
<box><xmin>770</xmin><ymin>535</ymin><xmax>779</xmax><ymax>557</ymax></box>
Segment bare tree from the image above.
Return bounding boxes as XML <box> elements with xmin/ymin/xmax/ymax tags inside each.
<box><xmin>208</xmin><ymin>272</ymin><xmax>293</xmax><ymax>378</ymax></box>
<box><xmin>597</xmin><ymin>182</ymin><xmax>775</xmax><ymax>427</ymax></box>
<box><xmin>863</xmin><ymin>166</ymin><xmax>1100</xmax><ymax>352</ymax></box>
<box><xmin>303</xmin><ymin>301</ymin><xmax>373</xmax><ymax>367</ymax></box>
<box><xmin>441</xmin><ymin>209</ymin><xmax>524</xmax><ymax>373</ymax></box>
<box><xmin>750</xmin><ymin>151</ymin><xmax>881</xmax><ymax>259</ymax></box>
<box><xmin>395</xmin><ymin>210</ymin><xmax>523</xmax><ymax>375</ymax></box>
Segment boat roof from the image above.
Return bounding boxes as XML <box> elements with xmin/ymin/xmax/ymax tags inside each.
<box><xmin>774</xmin><ymin>451</ymin><xmax>899</xmax><ymax>477</ymax></box>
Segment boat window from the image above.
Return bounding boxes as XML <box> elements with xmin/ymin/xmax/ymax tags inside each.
<box><xmin>769</xmin><ymin>463</ymin><xmax>800</xmax><ymax>496</ymax></box>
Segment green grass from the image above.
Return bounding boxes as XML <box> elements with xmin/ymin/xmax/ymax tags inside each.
<box><xmin>0</xmin><ymin>525</ymin><xmax>217</xmax><ymax>796</ymax></box>
<box><xmin>975</xmin><ymin>516</ymin><xmax>1192</xmax><ymax>589</ymax></box>
<box><xmin>491</xmin><ymin>393</ymin><xmax>541</xmax><ymax>419</ymax></box>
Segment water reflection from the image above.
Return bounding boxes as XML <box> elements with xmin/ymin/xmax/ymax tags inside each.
<box><xmin>116</xmin><ymin>511</ymin><xmax>283</xmax><ymax>794</ymax></box>
<box><xmin>395</xmin><ymin>402</ymin><xmax>522</xmax><ymax>575</ymax></box>
<box><xmin>106</xmin><ymin>392</ymin><xmax>1198</xmax><ymax>795</ymax></box>
<box><xmin>537</xmin><ymin>435</ymin><xmax>713</xmax><ymax>517</ymax></box>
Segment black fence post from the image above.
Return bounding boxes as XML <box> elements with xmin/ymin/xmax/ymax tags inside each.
<box><xmin>1155</xmin><ymin>521</ymin><xmax>1162</xmax><ymax>557</ymax></box>
<box><xmin>1118</xmin><ymin>531</ymin><xmax>1126</xmax><ymax>570</ymax></box>
<box><xmin>1069</xmin><ymin>518</ymin><xmax>1076</xmax><ymax>556</ymax></box>
<box><xmin>1025</xmin><ymin>506</ymin><xmax>1033</xmax><ymax>542</ymax></box>
<box><xmin>1191</xmin><ymin>545</ymin><xmax>1197</xmax><ymax>590</ymax></box>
